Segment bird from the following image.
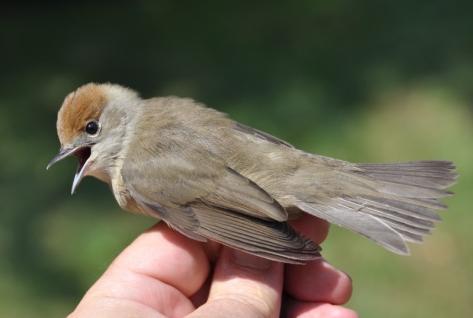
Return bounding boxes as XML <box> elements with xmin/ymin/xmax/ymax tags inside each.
<box><xmin>47</xmin><ymin>83</ymin><xmax>457</xmax><ymax>264</ymax></box>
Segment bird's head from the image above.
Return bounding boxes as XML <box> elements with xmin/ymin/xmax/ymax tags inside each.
<box><xmin>47</xmin><ymin>83</ymin><xmax>140</xmax><ymax>193</ymax></box>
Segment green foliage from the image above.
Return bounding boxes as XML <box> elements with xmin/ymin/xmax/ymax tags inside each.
<box><xmin>1</xmin><ymin>1</ymin><xmax>472</xmax><ymax>317</ymax></box>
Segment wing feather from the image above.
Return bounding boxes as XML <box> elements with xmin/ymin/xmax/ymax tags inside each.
<box><xmin>192</xmin><ymin>204</ymin><xmax>320</xmax><ymax>263</ymax></box>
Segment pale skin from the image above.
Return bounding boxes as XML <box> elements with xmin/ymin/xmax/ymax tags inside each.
<box><xmin>69</xmin><ymin>215</ymin><xmax>357</xmax><ymax>318</ymax></box>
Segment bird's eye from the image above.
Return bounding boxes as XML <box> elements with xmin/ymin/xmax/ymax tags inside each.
<box><xmin>85</xmin><ymin>120</ymin><xmax>100</xmax><ymax>135</ymax></box>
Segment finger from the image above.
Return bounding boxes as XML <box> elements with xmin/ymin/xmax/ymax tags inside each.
<box><xmin>188</xmin><ymin>247</ymin><xmax>284</xmax><ymax>318</ymax></box>
<box><xmin>71</xmin><ymin>280</ymin><xmax>177</xmax><ymax>318</ymax></box>
<box><xmin>109</xmin><ymin>222</ymin><xmax>210</xmax><ymax>296</ymax></box>
<box><xmin>288</xmin><ymin>213</ymin><xmax>352</xmax><ymax>304</ymax></box>
<box><xmin>74</xmin><ymin>222</ymin><xmax>209</xmax><ymax>317</ymax></box>
<box><xmin>283</xmin><ymin>299</ymin><xmax>358</xmax><ymax>318</ymax></box>
<box><xmin>290</xmin><ymin>214</ymin><xmax>330</xmax><ymax>244</ymax></box>
<box><xmin>285</xmin><ymin>259</ymin><xmax>352</xmax><ymax>305</ymax></box>
<box><xmin>189</xmin><ymin>274</ymin><xmax>212</xmax><ymax>307</ymax></box>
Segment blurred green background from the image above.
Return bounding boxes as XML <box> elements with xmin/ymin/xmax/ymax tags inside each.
<box><xmin>1</xmin><ymin>1</ymin><xmax>472</xmax><ymax>317</ymax></box>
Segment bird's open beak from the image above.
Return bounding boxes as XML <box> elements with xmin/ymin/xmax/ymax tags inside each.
<box><xmin>47</xmin><ymin>145</ymin><xmax>92</xmax><ymax>194</ymax></box>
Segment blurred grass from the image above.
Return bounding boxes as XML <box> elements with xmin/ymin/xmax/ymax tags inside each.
<box><xmin>1</xmin><ymin>1</ymin><xmax>472</xmax><ymax>317</ymax></box>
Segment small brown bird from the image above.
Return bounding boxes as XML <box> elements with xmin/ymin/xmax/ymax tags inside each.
<box><xmin>47</xmin><ymin>83</ymin><xmax>457</xmax><ymax>263</ymax></box>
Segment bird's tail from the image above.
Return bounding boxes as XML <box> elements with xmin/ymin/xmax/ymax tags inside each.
<box><xmin>295</xmin><ymin>160</ymin><xmax>457</xmax><ymax>254</ymax></box>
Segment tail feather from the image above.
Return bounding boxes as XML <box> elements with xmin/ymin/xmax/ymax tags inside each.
<box><xmin>357</xmin><ymin>160</ymin><xmax>457</xmax><ymax>190</ymax></box>
<box><xmin>340</xmin><ymin>197</ymin><xmax>437</xmax><ymax>227</ymax></box>
<box><xmin>297</xmin><ymin>160</ymin><xmax>457</xmax><ymax>254</ymax></box>
<box><xmin>382</xmin><ymin>218</ymin><xmax>430</xmax><ymax>237</ymax></box>
<box><xmin>296</xmin><ymin>201</ymin><xmax>410</xmax><ymax>254</ymax></box>
<box><xmin>357</xmin><ymin>196</ymin><xmax>441</xmax><ymax>222</ymax></box>
<box><xmin>395</xmin><ymin>229</ymin><xmax>424</xmax><ymax>243</ymax></box>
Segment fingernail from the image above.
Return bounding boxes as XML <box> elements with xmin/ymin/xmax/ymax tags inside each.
<box><xmin>230</xmin><ymin>249</ymin><xmax>273</xmax><ymax>270</ymax></box>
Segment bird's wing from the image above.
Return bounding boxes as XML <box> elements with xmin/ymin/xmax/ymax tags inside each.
<box><xmin>122</xmin><ymin>144</ymin><xmax>288</xmax><ymax>222</ymax></box>
<box><xmin>133</xmin><ymin>194</ymin><xmax>319</xmax><ymax>263</ymax></box>
<box><xmin>121</xmin><ymin>143</ymin><xmax>319</xmax><ymax>263</ymax></box>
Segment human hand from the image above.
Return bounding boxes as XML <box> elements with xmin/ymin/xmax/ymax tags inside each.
<box><xmin>69</xmin><ymin>215</ymin><xmax>357</xmax><ymax>318</ymax></box>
